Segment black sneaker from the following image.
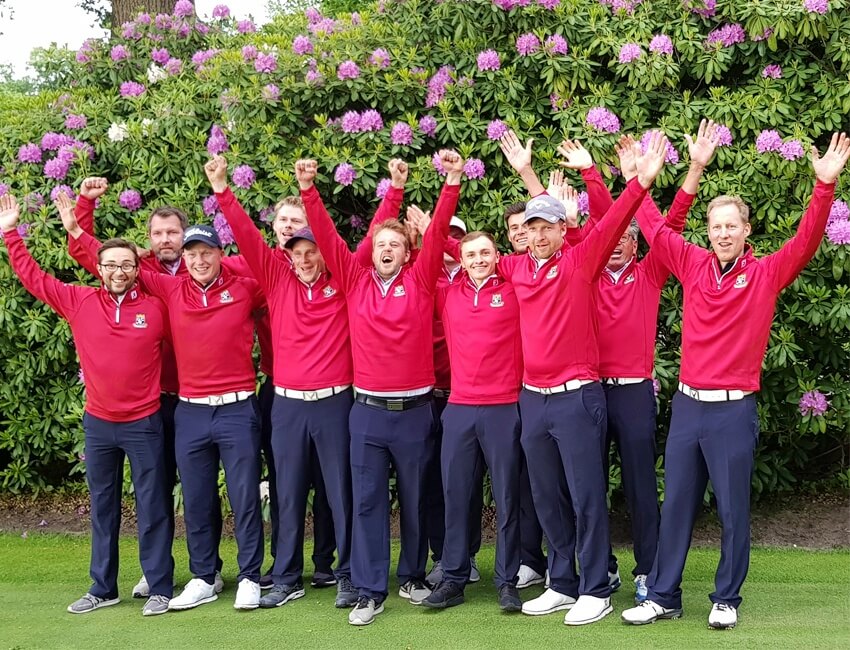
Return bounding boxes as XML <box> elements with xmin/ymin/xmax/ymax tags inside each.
<box><xmin>311</xmin><ymin>571</ymin><xmax>337</xmax><ymax>588</ymax></box>
<box><xmin>258</xmin><ymin>583</ymin><xmax>305</xmax><ymax>608</ymax></box>
<box><xmin>498</xmin><ymin>584</ymin><xmax>522</xmax><ymax>612</ymax></box>
<box><xmin>259</xmin><ymin>572</ymin><xmax>274</xmax><ymax>590</ymax></box>
<box><xmin>335</xmin><ymin>575</ymin><xmax>358</xmax><ymax>608</ymax></box>
<box><xmin>421</xmin><ymin>581</ymin><xmax>465</xmax><ymax>609</ymax></box>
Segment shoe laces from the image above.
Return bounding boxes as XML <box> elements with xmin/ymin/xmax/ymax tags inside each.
<box><xmin>148</xmin><ymin>594</ymin><xmax>169</xmax><ymax>605</ymax></box>
<box><xmin>355</xmin><ymin>595</ymin><xmax>372</xmax><ymax>609</ymax></box>
<box><xmin>82</xmin><ymin>593</ymin><xmax>102</xmax><ymax>607</ymax></box>
<box><xmin>714</xmin><ymin>603</ymin><xmax>733</xmax><ymax>612</ymax></box>
<box><xmin>408</xmin><ymin>579</ymin><xmax>427</xmax><ymax>591</ymax></box>
<box><xmin>338</xmin><ymin>575</ymin><xmax>354</xmax><ymax>591</ymax></box>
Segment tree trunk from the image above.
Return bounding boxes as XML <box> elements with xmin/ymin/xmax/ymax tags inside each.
<box><xmin>111</xmin><ymin>0</ymin><xmax>194</xmax><ymax>31</ymax></box>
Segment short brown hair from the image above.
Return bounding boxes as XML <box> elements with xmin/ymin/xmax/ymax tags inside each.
<box><xmin>460</xmin><ymin>230</ymin><xmax>497</xmax><ymax>250</ymax></box>
<box><xmin>706</xmin><ymin>195</ymin><xmax>750</xmax><ymax>224</ymax></box>
<box><xmin>146</xmin><ymin>206</ymin><xmax>188</xmax><ymax>232</ymax></box>
<box><xmin>504</xmin><ymin>202</ymin><xmax>526</xmax><ymax>223</ymax></box>
<box><xmin>273</xmin><ymin>195</ymin><xmax>305</xmax><ymax>216</ymax></box>
<box><xmin>374</xmin><ymin>219</ymin><xmax>409</xmax><ymax>251</ymax></box>
<box><xmin>97</xmin><ymin>238</ymin><xmax>139</xmax><ymax>265</ymax></box>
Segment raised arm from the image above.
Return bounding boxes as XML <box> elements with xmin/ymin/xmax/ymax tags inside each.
<box><xmin>204</xmin><ymin>155</ymin><xmax>284</xmax><ymax>293</ymax></box>
<box><xmin>354</xmin><ymin>159</ymin><xmax>408</xmax><ymax>267</ymax></box>
<box><xmin>573</xmin><ymin>131</ymin><xmax>667</xmax><ymax>279</ymax></box>
<box><xmin>558</xmin><ymin>139</ymin><xmax>613</xmax><ymax>236</ymax></box>
<box><xmin>1</xmin><ymin>194</ymin><xmax>85</xmax><ymax>319</ymax></box>
<box><xmin>67</xmin><ymin>177</ymin><xmax>108</xmax><ymax>272</ymax></box>
<box><xmin>297</xmin><ymin>159</ymin><xmax>361</xmax><ymax>293</ymax></box>
<box><xmin>499</xmin><ymin>129</ymin><xmax>546</xmax><ymax>197</ymax></box>
<box><xmin>413</xmin><ymin>150</ymin><xmax>463</xmax><ymax>291</ymax></box>
<box><xmin>763</xmin><ymin>132</ymin><xmax>849</xmax><ymax>290</ymax></box>
<box><xmin>57</xmin><ymin>192</ymin><xmax>100</xmax><ymax>275</ymax></box>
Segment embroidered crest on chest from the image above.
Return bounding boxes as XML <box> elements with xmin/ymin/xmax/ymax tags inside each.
<box><xmin>220</xmin><ymin>289</ymin><xmax>233</xmax><ymax>303</ymax></box>
<box><xmin>545</xmin><ymin>266</ymin><xmax>558</xmax><ymax>280</ymax></box>
<box><xmin>323</xmin><ymin>286</ymin><xmax>336</xmax><ymax>298</ymax></box>
<box><xmin>133</xmin><ymin>313</ymin><xmax>147</xmax><ymax>328</ymax></box>
<box><xmin>623</xmin><ymin>274</ymin><xmax>635</xmax><ymax>285</ymax></box>
<box><xmin>393</xmin><ymin>285</ymin><xmax>406</xmax><ymax>297</ymax></box>
<box><xmin>733</xmin><ymin>273</ymin><xmax>748</xmax><ymax>289</ymax></box>
<box><xmin>490</xmin><ymin>293</ymin><xmax>504</xmax><ymax>308</ymax></box>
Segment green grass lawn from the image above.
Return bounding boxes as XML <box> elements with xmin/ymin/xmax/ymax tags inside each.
<box><xmin>0</xmin><ymin>534</ymin><xmax>848</xmax><ymax>649</ymax></box>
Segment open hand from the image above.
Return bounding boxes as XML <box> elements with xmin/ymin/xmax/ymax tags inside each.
<box><xmin>635</xmin><ymin>130</ymin><xmax>668</xmax><ymax>189</ymax></box>
<box><xmin>812</xmin><ymin>132</ymin><xmax>850</xmax><ymax>185</ymax></box>
<box><xmin>498</xmin><ymin>129</ymin><xmax>533</xmax><ymax>173</ymax></box>
<box><xmin>556</xmin><ymin>139</ymin><xmax>593</xmax><ymax>170</ymax></box>
<box><xmin>0</xmin><ymin>193</ymin><xmax>20</xmax><ymax>233</ymax></box>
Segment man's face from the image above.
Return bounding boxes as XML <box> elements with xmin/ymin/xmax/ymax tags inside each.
<box><xmin>148</xmin><ymin>215</ymin><xmax>184</xmax><ymax>264</ymax></box>
<box><xmin>607</xmin><ymin>231</ymin><xmax>638</xmax><ymax>272</ymax></box>
<box><xmin>183</xmin><ymin>242</ymin><xmax>223</xmax><ymax>285</ymax></box>
<box><xmin>526</xmin><ymin>218</ymin><xmax>566</xmax><ymax>260</ymax></box>
<box><xmin>273</xmin><ymin>205</ymin><xmax>308</xmax><ymax>248</ymax></box>
<box><xmin>506</xmin><ymin>212</ymin><xmax>528</xmax><ymax>253</ymax></box>
<box><xmin>290</xmin><ymin>239</ymin><xmax>325</xmax><ymax>285</ymax></box>
<box><xmin>444</xmin><ymin>225</ymin><xmax>466</xmax><ymax>266</ymax></box>
<box><xmin>708</xmin><ymin>204</ymin><xmax>751</xmax><ymax>265</ymax></box>
<box><xmin>97</xmin><ymin>247</ymin><xmax>138</xmax><ymax>296</ymax></box>
<box><xmin>372</xmin><ymin>227</ymin><xmax>410</xmax><ymax>280</ymax></box>
<box><xmin>461</xmin><ymin>235</ymin><xmax>498</xmax><ymax>283</ymax></box>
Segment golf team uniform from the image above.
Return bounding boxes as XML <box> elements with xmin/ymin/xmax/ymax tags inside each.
<box><xmin>303</xmin><ymin>180</ymin><xmax>460</xmax><ymax>603</ymax></box>
<box><xmin>4</xmin><ymin>228</ymin><xmax>174</xmax><ymax>602</ymax></box>
<box><xmin>216</xmin><ymin>187</ymin><xmax>354</xmax><ymax>590</ymax></box>
<box><xmin>633</xmin><ymin>180</ymin><xmax>836</xmax><ymax>611</ymax></box>
<box><xmin>498</xmin><ymin>178</ymin><xmax>649</xmax><ymax>601</ymax></box>
<box><xmin>438</xmin><ymin>273</ymin><xmax>523</xmax><ymax>589</ymax></box>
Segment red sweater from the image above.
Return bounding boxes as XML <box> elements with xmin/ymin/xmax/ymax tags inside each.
<box><xmin>498</xmin><ymin>178</ymin><xmax>648</xmax><ymax>386</ymax></box>
<box><xmin>216</xmin><ymin>187</ymin><xmax>353</xmax><ymax>389</ymax></box>
<box><xmin>634</xmin><ymin>180</ymin><xmax>835</xmax><ymax>391</ymax></box>
<box><xmin>439</xmin><ymin>274</ymin><xmax>522</xmax><ymax>404</ymax></box>
<box><xmin>572</xmin><ymin>168</ymin><xmax>695</xmax><ymax>377</ymax></box>
<box><xmin>4</xmin><ymin>229</ymin><xmax>166</xmax><ymax>422</ymax></box>
<box><xmin>303</xmin><ymin>182</ymin><xmax>460</xmax><ymax>392</ymax></box>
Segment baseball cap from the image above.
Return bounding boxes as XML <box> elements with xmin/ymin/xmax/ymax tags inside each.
<box><xmin>523</xmin><ymin>194</ymin><xmax>566</xmax><ymax>224</ymax></box>
<box><xmin>449</xmin><ymin>216</ymin><xmax>467</xmax><ymax>233</ymax></box>
<box><xmin>284</xmin><ymin>227</ymin><xmax>317</xmax><ymax>250</ymax></box>
<box><xmin>182</xmin><ymin>224</ymin><xmax>222</xmax><ymax>249</ymax></box>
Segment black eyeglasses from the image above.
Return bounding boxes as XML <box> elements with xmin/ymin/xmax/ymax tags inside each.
<box><xmin>98</xmin><ymin>262</ymin><xmax>137</xmax><ymax>273</ymax></box>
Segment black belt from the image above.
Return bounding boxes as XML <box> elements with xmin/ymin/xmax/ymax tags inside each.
<box><xmin>433</xmin><ymin>388</ymin><xmax>450</xmax><ymax>400</ymax></box>
<box><xmin>355</xmin><ymin>392</ymin><xmax>432</xmax><ymax>412</ymax></box>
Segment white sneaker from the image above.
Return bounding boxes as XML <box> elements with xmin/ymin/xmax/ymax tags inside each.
<box><xmin>516</xmin><ymin>565</ymin><xmax>545</xmax><ymax>590</ymax></box>
<box><xmin>214</xmin><ymin>571</ymin><xmax>224</xmax><ymax>594</ymax></box>
<box><xmin>349</xmin><ymin>596</ymin><xmax>384</xmax><ymax>626</ymax></box>
<box><xmin>234</xmin><ymin>578</ymin><xmax>261</xmax><ymax>610</ymax></box>
<box><xmin>708</xmin><ymin>602</ymin><xmax>737</xmax><ymax>629</ymax></box>
<box><xmin>634</xmin><ymin>574</ymin><xmax>648</xmax><ymax>604</ymax></box>
<box><xmin>564</xmin><ymin>595</ymin><xmax>613</xmax><ymax>626</ymax></box>
<box><xmin>621</xmin><ymin>599</ymin><xmax>683</xmax><ymax>625</ymax></box>
<box><xmin>544</xmin><ymin>569</ymin><xmax>550</xmax><ymax>588</ymax></box>
<box><xmin>521</xmin><ymin>588</ymin><xmax>576</xmax><ymax>616</ymax></box>
<box><xmin>168</xmin><ymin>578</ymin><xmax>218</xmax><ymax>611</ymax></box>
<box><xmin>132</xmin><ymin>574</ymin><xmax>149</xmax><ymax>599</ymax></box>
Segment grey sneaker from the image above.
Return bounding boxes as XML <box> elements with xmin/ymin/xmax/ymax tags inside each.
<box><xmin>132</xmin><ymin>574</ymin><xmax>149</xmax><ymax>599</ymax></box>
<box><xmin>425</xmin><ymin>561</ymin><xmax>444</xmax><ymax>588</ymax></box>
<box><xmin>398</xmin><ymin>579</ymin><xmax>431</xmax><ymax>605</ymax></box>
<box><xmin>348</xmin><ymin>596</ymin><xmax>384</xmax><ymax>626</ymax></box>
<box><xmin>335</xmin><ymin>576</ymin><xmax>358</xmax><ymax>608</ymax></box>
<box><xmin>142</xmin><ymin>594</ymin><xmax>169</xmax><ymax>616</ymax></box>
<box><xmin>67</xmin><ymin>593</ymin><xmax>120</xmax><ymax>614</ymax></box>
<box><xmin>258</xmin><ymin>583</ymin><xmax>305</xmax><ymax>608</ymax></box>
<box><xmin>214</xmin><ymin>571</ymin><xmax>224</xmax><ymax>594</ymax></box>
<box><xmin>468</xmin><ymin>557</ymin><xmax>481</xmax><ymax>583</ymax></box>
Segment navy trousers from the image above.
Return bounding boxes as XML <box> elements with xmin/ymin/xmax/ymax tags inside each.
<box><xmin>257</xmin><ymin>377</ymin><xmax>278</xmax><ymax>564</ymax></box>
<box><xmin>647</xmin><ymin>392</ymin><xmax>758</xmax><ymax>610</ymax></box>
<box><xmin>441</xmin><ymin>404</ymin><xmax>521</xmax><ymax>588</ymax></box>
<box><xmin>518</xmin><ymin>449</ymin><xmax>547</xmax><ymax>576</ymax></box>
<box><xmin>604</xmin><ymin>381</ymin><xmax>660</xmax><ymax>577</ymax></box>
<box><xmin>349</xmin><ymin>400</ymin><xmax>435</xmax><ymax>603</ymax></box>
<box><xmin>270</xmin><ymin>390</ymin><xmax>353</xmax><ymax>586</ymax></box>
<box><xmin>162</xmin><ymin>394</ymin><xmax>223</xmax><ymax>573</ymax></box>
<box><xmin>310</xmin><ymin>454</ymin><xmax>337</xmax><ymax>575</ymax></box>
<box><xmin>520</xmin><ymin>384</ymin><xmax>611</xmax><ymax>599</ymax></box>
<box><xmin>83</xmin><ymin>412</ymin><xmax>173</xmax><ymax>598</ymax></box>
<box><xmin>427</xmin><ymin>396</ymin><xmax>484</xmax><ymax>562</ymax></box>
<box><xmin>175</xmin><ymin>398</ymin><xmax>263</xmax><ymax>583</ymax></box>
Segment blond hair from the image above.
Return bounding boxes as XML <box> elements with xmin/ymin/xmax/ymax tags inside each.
<box><xmin>706</xmin><ymin>195</ymin><xmax>750</xmax><ymax>224</ymax></box>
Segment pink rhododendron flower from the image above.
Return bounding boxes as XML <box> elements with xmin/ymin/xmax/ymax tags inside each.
<box><xmin>173</xmin><ymin>0</ymin><xmax>194</xmax><ymax>17</ymax></box>
<box><xmin>370</xmin><ymin>48</ymin><xmax>391</xmax><ymax>68</ymax></box>
<box><xmin>360</xmin><ymin>110</ymin><xmax>384</xmax><ymax>132</ymax></box>
<box><xmin>432</xmin><ymin>152</ymin><xmax>447</xmax><ymax>175</ymax></box>
<box><xmin>213</xmin><ymin>212</ymin><xmax>235</xmax><ymax>246</ymax></box>
<box><xmin>335</xmin><ymin>163</ymin><xmax>357</xmax><ymax>186</ymax></box>
<box><xmin>17</xmin><ymin>143</ymin><xmax>42</xmax><ymax>163</ymax></box>
<box><xmin>464</xmin><ymin>158</ymin><xmax>486</xmax><ymax>180</ymax></box>
<box><xmin>202</xmin><ymin>195</ymin><xmax>220</xmax><ymax>216</ymax></box>
<box><xmin>487</xmin><ymin>120</ymin><xmax>509</xmax><ymax>140</ymax></box>
<box><xmin>49</xmin><ymin>185</ymin><xmax>74</xmax><ymax>201</ymax></box>
<box><xmin>292</xmin><ymin>35</ymin><xmax>313</xmax><ymax>55</ymax></box>
<box><xmin>337</xmin><ymin>60</ymin><xmax>361</xmax><ymax>80</ymax></box>
<box><xmin>43</xmin><ymin>157</ymin><xmax>71</xmax><ymax>180</ymax></box>
<box><xmin>803</xmin><ymin>0</ymin><xmax>828</xmax><ymax>14</ymax></box>
<box><xmin>799</xmin><ymin>390</ymin><xmax>828</xmax><ymax>416</ymax></box>
<box><xmin>212</xmin><ymin>4</ymin><xmax>230</xmax><ymax>18</ymax></box>
<box><xmin>545</xmin><ymin>35</ymin><xmax>568</xmax><ymax>55</ymax></box>
<box><xmin>237</xmin><ymin>20</ymin><xmax>256</xmax><ymax>33</ymax></box>
<box><xmin>110</xmin><ymin>45</ymin><xmax>130</xmax><ymax>62</ymax></box>
<box><xmin>755</xmin><ymin>130</ymin><xmax>782</xmax><ymax>153</ymax></box>
<box><xmin>165</xmin><ymin>58</ymin><xmax>182</xmax><ymax>75</ymax></box>
<box><xmin>376</xmin><ymin>178</ymin><xmax>391</xmax><ymax>199</ymax></box>
<box><xmin>586</xmin><ymin>107</ymin><xmax>621</xmax><ymax>133</ymax></box>
<box><xmin>119</xmin><ymin>81</ymin><xmax>146</xmax><ymax>97</ymax></box>
<box><xmin>779</xmin><ymin>139</ymin><xmax>805</xmax><ymax>161</ymax></box>
<box><xmin>618</xmin><ymin>43</ymin><xmax>643</xmax><ymax>64</ymax></box>
<box><xmin>516</xmin><ymin>33</ymin><xmax>541</xmax><ymax>56</ymax></box>
<box><xmin>477</xmin><ymin>50</ymin><xmax>501</xmax><ymax>71</ymax></box>
<box><xmin>826</xmin><ymin>219</ymin><xmax>850</xmax><ymax>245</ymax></box>
<box><xmin>828</xmin><ymin>200</ymin><xmax>849</xmax><ymax>224</ymax></box>
<box><xmin>538</xmin><ymin>0</ymin><xmax>560</xmax><ymax>8</ymax></box>
<box><xmin>762</xmin><ymin>64</ymin><xmax>782</xmax><ymax>79</ymax></box>
<box><xmin>207</xmin><ymin>125</ymin><xmax>228</xmax><ymax>155</ymax></box>
<box><xmin>254</xmin><ymin>53</ymin><xmax>277</xmax><ymax>73</ymax></box>
<box><xmin>391</xmin><ymin>122</ymin><xmax>414</xmax><ymax>145</ymax></box>
<box><xmin>577</xmin><ymin>191</ymin><xmax>589</xmax><ymax>215</ymax></box>
<box><xmin>64</xmin><ymin>114</ymin><xmax>87</xmax><ymax>130</ymax></box>
<box><xmin>241</xmin><ymin>45</ymin><xmax>258</xmax><ymax>61</ymax></box>
<box><xmin>262</xmin><ymin>84</ymin><xmax>280</xmax><ymax>101</ymax></box>
<box><xmin>151</xmin><ymin>47</ymin><xmax>170</xmax><ymax>64</ymax></box>
<box><xmin>649</xmin><ymin>34</ymin><xmax>673</xmax><ymax>55</ymax></box>
<box><xmin>119</xmin><ymin>189</ymin><xmax>142</xmax><ymax>211</ymax></box>
<box><xmin>715</xmin><ymin>125</ymin><xmax>733</xmax><ymax>146</ymax></box>
<box><xmin>426</xmin><ymin>66</ymin><xmax>454</xmax><ymax>107</ymax></box>
<box><xmin>419</xmin><ymin>115</ymin><xmax>437</xmax><ymax>137</ymax></box>
<box><xmin>232</xmin><ymin>165</ymin><xmax>256</xmax><ymax>189</ymax></box>
<box><xmin>706</xmin><ymin>24</ymin><xmax>746</xmax><ymax>48</ymax></box>
<box><xmin>640</xmin><ymin>131</ymin><xmax>679</xmax><ymax>164</ymax></box>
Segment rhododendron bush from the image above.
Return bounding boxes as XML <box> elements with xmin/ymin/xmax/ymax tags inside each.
<box><xmin>0</xmin><ymin>0</ymin><xmax>847</xmax><ymax>496</ymax></box>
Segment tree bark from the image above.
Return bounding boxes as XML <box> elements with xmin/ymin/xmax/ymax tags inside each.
<box><xmin>111</xmin><ymin>0</ymin><xmax>194</xmax><ymax>31</ymax></box>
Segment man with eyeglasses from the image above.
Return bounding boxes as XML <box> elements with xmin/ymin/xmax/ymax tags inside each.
<box><xmin>1</xmin><ymin>193</ymin><xmax>174</xmax><ymax>617</ymax></box>
<box><xmin>64</xmin><ymin>212</ymin><xmax>267</xmax><ymax>612</ymax></box>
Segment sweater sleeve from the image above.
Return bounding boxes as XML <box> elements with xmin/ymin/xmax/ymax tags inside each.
<box><xmin>67</xmin><ymin>196</ymin><xmax>101</xmax><ymax>276</ymax></box>
<box><xmin>413</xmin><ymin>183</ymin><xmax>461</xmax><ymax>293</ymax></box>
<box><xmin>580</xmin><ymin>165</ymin><xmax>613</xmax><ymax>235</ymax></box>
<box><xmin>573</xmin><ymin>178</ymin><xmax>648</xmax><ymax>279</ymax></box>
<box><xmin>354</xmin><ymin>186</ymin><xmax>405</xmax><ymax>268</ymax></box>
<box><xmin>761</xmin><ymin>180</ymin><xmax>835</xmax><ymax>291</ymax></box>
<box><xmin>301</xmin><ymin>185</ymin><xmax>361</xmax><ymax>293</ymax></box>
<box><xmin>633</xmin><ymin>194</ymin><xmax>705</xmax><ymax>283</ymax></box>
<box><xmin>642</xmin><ymin>188</ymin><xmax>696</xmax><ymax>287</ymax></box>
<box><xmin>215</xmin><ymin>187</ymin><xmax>286</xmax><ymax>295</ymax></box>
<box><xmin>4</xmin><ymin>229</ymin><xmax>86</xmax><ymax>320</ymax></box>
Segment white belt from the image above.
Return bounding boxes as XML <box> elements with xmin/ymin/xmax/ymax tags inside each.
<box><xmin>523</xmin><ymin>379</ymin><xmax>593</xmax><ymax>394</ymax></box>
<box><xmin>602</xmin><ymin>377</ymin><xmax>646</xmax><ymax>386</ymax></box>
<box><xmin>275</xmin><ymin>385</ymin><xmax>351</xmax><ymax>401</ymax></box>
<box><xmin>678</xmin><ymin>382</ymin><xmax>753</xmax><ymax>402</ymax></box>
<box><xmin>179</xmin><ymin>391</ymin><xmax>254</xmax><ymax>406</ymax></box>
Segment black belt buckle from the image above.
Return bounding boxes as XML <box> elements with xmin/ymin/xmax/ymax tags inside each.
<box><xmin>386</xmin><ymin>399</ymin><xmax>405</xmax><ymax>411</ymax></box>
